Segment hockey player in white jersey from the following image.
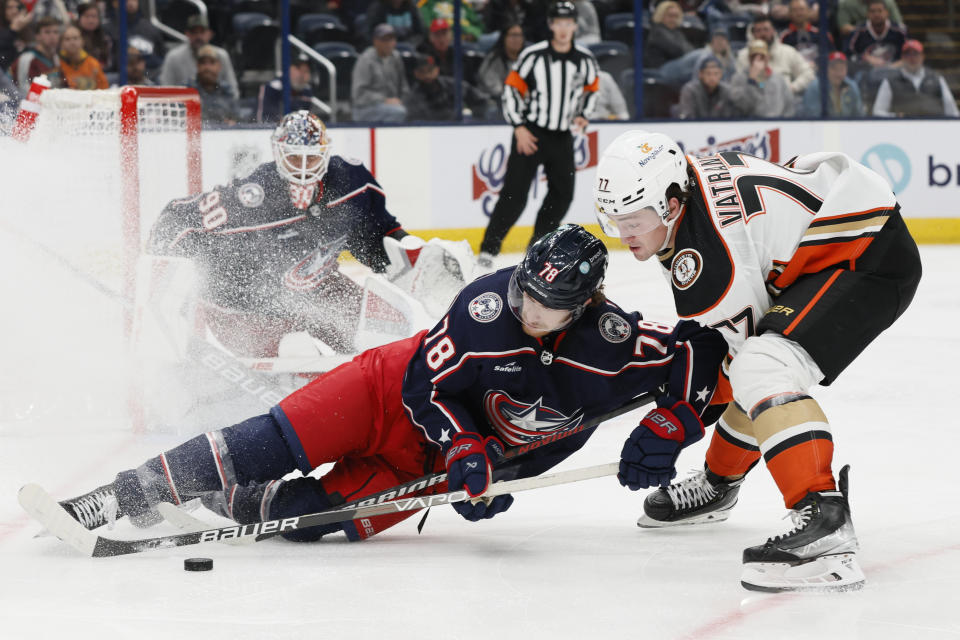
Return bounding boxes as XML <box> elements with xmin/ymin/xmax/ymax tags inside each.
<box><xmin>593</xmin><ymin>130</ymin><xmax>922</xmax><ymax>592</ymax></box>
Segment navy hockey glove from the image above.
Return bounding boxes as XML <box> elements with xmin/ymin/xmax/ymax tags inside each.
<box><xmin>618</xmin><ymin>400</ymin><xmax>706</xmax><ymax>490</ymax></box>
<box><xmin>444</xmin><ymin>432</ymin><xmax>514</xmax><ymax>522</ymax></box>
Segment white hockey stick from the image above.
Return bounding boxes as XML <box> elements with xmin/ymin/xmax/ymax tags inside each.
<box><xmin>19</xmin><ymin>462</ymin><xmax>619</xmax><ymax>557</ymax></box>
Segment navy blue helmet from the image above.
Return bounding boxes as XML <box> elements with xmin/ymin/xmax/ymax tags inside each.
<box><xmin>511</xmin><ymin>224</ymin><xmax>608</xmax><ymax>315</ymax></box>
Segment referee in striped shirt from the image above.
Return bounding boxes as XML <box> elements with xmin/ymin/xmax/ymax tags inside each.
<box><xmin>478</xmin><ymin>1</ymin><xmax>600</xmax><ymax>266</ymax></box>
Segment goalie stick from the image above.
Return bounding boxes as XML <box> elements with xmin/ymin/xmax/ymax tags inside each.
<box><xmin>21</xmin><ymin>391</ymin><xmax>656</xmax><ymax>556</ymax></box>
<box><xmin>19</xmin><ymin>462</ymin><xmax>620</xmax><ymax>557</ymax></box>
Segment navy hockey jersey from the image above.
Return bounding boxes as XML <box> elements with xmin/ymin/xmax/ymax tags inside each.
<box><xmin>147</xmin><ymin>156</ymin><xmax>402</xmax><ymax>311</ymax></box>
<box><xmin>401</xmin><ymin>267</ymin><xmax>728</xmax><ymax>479</ymax></box>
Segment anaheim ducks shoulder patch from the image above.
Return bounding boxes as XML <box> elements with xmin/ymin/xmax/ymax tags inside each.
<box><xmin>671</xmin><ymin>249</ymin><xmax>703</xmax><ymax>290</ymax></box>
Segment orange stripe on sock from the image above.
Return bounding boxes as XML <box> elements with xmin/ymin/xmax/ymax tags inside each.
<box><xmin>705</xmin><ymin>429</ymin><xmax>761</xmax><ymax>478</ymax></box>
<box><xmin>783</xmin><ymin>269</ymin><xmax>843</xmax><ymax>335</ymax></box>
<box><xmin>765</xmin><ymin>439</ymin><xmax>835</xmax><ymax>508</ymax></box>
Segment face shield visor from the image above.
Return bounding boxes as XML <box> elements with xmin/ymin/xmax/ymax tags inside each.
<box><xmin>507</xmin><ymin>269</ymin><xmax>582</xmax><ymax>334</ymax></box>
<box><xmin>595</xmin><ymin>205</ymin><xmax>666</xmax><ymax>239</ymax></box>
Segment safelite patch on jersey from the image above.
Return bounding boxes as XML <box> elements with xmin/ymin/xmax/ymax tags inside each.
<box><xmin>237</xmin><ymin>183</ymin><xmax>265</xmax><ymax>208</ymax></box>
<box><xmin>671</xmin><ymin>249</ymin><xmax>703</xmax><ymax>290</ymax></box>
<box><xmin>599</xmin><ymin>312</ymin><xmax>631</xmax><ymax>343</ymax></box>
<box><xmin>468</xmin><ymin>292</ymin><xmax>502</xmax><ymax>323</ymax></box>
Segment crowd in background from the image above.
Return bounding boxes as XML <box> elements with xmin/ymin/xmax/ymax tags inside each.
<box><xmin>0</xmin><ymin>0</ymin><xmax>957</xmax><ymax>127</ymax></box>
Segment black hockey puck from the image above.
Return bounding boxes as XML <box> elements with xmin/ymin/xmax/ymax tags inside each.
<box><xmin>184</xmin><ymin>557</ymin><xmax>213</xmax><ymax>572</ymax></box>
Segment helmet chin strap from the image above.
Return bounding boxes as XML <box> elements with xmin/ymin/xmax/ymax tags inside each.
<box><xmin>656</xmin><ymin>199</ymin><xmax>682</xmax><ymax>252</ymax></box>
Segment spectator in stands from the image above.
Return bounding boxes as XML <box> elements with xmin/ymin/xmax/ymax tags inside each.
<box><xmin>352</xmin><ymin>22</ymin><xmax>409</xmax><ymax>122</ymax></box>
<box><xmin>483</xmin><ymin>0</ymin><xmax>526</xmax><ymax>35</ymax></box>
<box><xmin>731</xmin><ymin>39</ymin><xmax>796</xmax><ymax>117</ymax></box>
<box><xmin>769</xmin><ymin>0</ymin><xmax>821</xmax><ymax>27</ymax></box>
<box><xmin>76</xmin><ymin>2</ymin><xmax>112</xmax><ymax>71</ymax></box>
<box><xmin>190</xmin><ymin>44</ymin><xmax>239</xmax><ymax>126</ymax></box>
<box><xmin>419</xmin><ymin>0</ymin><xmax>484</xmax><ymax>42</ymax></box>
<box><xmin>645</xmin><ymin>1</ymin><xmax>695</xmax><ymax>69</ymax></box>
<box><xmin>593</xmin><ymin>69</ymin><xmax>629</xmax><ymax>119</ymax></box>
<box><xmin>404</xmin><ymin>53</ymin><xmax>494</xmax><ymax>121</ymax></box>
<box><xmin>125</xmin><ymin>44</ymin><xmax>151</xmax><ymax>85</ymax></box>
<box><xmin>160</xmin><ymin>14</ymin><xmax>238</xmax><ymax>100</ymax></box>
<box><xmin>736</xmin><ymin>14</ymin><xmax>813</xmax><ymax>95</ymax></box>
<box><xmin>10</xmin><ymin>15</ymin><xmax>61</xmax><ymax>93</ymax></box>
<box><xmin>873</xmin><ymin>39</ymin><xmax>960</xmax><ymax>117</ymax></box>
<box><xmin>659</xmin><ymin>23</ymin><xmax>736</xmax><ymax>86</ymax></box>
<box><xmin>700</xmin><ymin>26</ymin><xmax>737</xmax><ymax>81</ymax></box>
<box><xmin>257</xmin><ymin>52</ymin><xmax>316</xmax><ymax>124</ymax></box>
<box><xmin>800</xmin><ymin>51</ymin><xmax>865</xmax><ymax>116</ymax></box>
<box><xmin>488</xmin><ymin>0</ymin><xmax>551</xmax><ymax>42</ymax></box>
<box><xmin>702</xmin><ymin>0</ymin><xmax>766</xmax><ymax>31</ymax></box>
<box><xmin>59</xmin><ymin>23</ymin><xmax>108</xmax><ymax>89</ymax></box>
<box><xmin>107</xmin><ymin>0</ymin><xmax>165</xmax><ymax>70</ymax></box>
<box><xmin>418</xmin><ymin>17</ymin><xmax>454</xmax><ymax>77</ymax></box>
<box><xmin>1</xmin><ymin>0</ymin><xmax>31</xmax><ymax>71</ymax></box>
<box><xmin>780</xmin><ymin>0</ymin><xmax>832</xmax><ymax>65</ymax></box>
<box><xmin>30</xmin><ymin>0</ymin><xmax>70</xmax><ymax>25</ymax></box>
<box><xmin>845</xmin><ymin>0</ymin><xmax>906</xmax><ymax>70</ymax></box>
<box><xmin>476</xmin><ymin>21</ymin><xmax>523</xmax><ymax>111</ymax></box>
<box><xmin>367</xmin><ymin>0</ymin><xmax>426</xmax><ymax>48</ymax></box>
<box><xmin>573</xmin><ymin>0</ymin><xmax>600</xmax><ymax>44</ymax></box>
<box><xmin>678</xmin><ymin>55</ymin><xmax>741</xmax><ymax>118</ymax></box>
<box><xmin>837</xmin><ymin>0</ymin><xmax>903</xmax><ymax>39</ymax></box>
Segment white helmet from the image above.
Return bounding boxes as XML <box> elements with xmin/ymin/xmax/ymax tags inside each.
<box><xmin>593</xmin><ymin>130</ymin><xmax>689</xmax><ymax>238</ymax></box>
<box><xmin>271</xmin><ymin>111</ymin><xmax>332</xmax><ymax>186</ymax></box>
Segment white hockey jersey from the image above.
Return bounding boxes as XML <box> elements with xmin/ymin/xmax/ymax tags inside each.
<box><xmin>659</xmin><ymin>151</ymin><xmax>898</xmax><ymax>395</ymax></box>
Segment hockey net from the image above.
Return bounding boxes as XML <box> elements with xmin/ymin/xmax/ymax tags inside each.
<box><xmin>4</xmin><ymin>86</ymin><xmax>202</xmax><ymax>310</ymax></box>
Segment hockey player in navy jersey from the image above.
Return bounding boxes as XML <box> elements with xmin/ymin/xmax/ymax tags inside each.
<box><xmin>55</xmin><ymin>225</ymin><xmax>727</xmax><ymax>541</ymax></box>
<box><xmin>593</xmin><ymin>130</ymin><xmax>922</xmax><ymax>592</ymax></box>
<box><xmin>144</xmin><ymin>110</ymin><xmax>463</xmax><ymax>356</ymax></box>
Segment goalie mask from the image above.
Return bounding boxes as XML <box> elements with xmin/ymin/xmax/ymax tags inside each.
<box><xmin>593</xmin><ymin>130</ymin><xmax>689</xmax><ymax>248</ymax></box>
<box><xmin>271</xmin><ymin>111</ymin><xmax>332</xmax><ymax>187</ymax></box>
<box><xmin>508</xmin><ymin>224</ymin><xmax>607</xmax><ymax>334</ymax></box>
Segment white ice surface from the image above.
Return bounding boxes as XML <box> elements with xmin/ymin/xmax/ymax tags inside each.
<box><xmin>1</xmin><ymin>229</ymin><xmax>958</xmax><ymax>640</ymax></box>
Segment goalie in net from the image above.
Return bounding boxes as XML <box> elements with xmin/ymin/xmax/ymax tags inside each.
<box><xmin>139</xmin><ymin>110</ymin><xmax>472</xmax><ymax>362</ymax></box>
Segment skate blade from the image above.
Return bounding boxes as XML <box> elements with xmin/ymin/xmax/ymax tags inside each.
<box><xmin>741</xmin><ymin>553</ymin><xmax>866</xmax><ymax>593</ymax></box>
<box><xmin>637</xmin><ymin>509</ymin><xmax>733</xmax><ymax>528</ymax></box>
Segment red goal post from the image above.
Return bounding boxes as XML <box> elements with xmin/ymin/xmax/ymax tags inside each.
<box><xmin>118</xmin><ymin>86</ymin><xmax>203</xmax><ymax>311</ymax></box>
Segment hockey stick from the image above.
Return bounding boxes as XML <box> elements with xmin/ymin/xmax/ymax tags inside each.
<box><xmin>22</xmin><ymin>392</ymin><xmax>655</xmax><ymax>556</ymax></box>
<box><xmin>159</xmin><ymin>391</ymin><xmax>657</xmax><ymax>540</ymax></box>
<box><xmin>19</xmin><ymin>461</ymin><xmax>620</xmax><ymax>558</ymax></box>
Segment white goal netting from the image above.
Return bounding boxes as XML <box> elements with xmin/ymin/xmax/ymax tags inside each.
<box><xmin>2</xmin><ymin>86</ymin><xmax>201</xmax><ymax>297</ymax></box>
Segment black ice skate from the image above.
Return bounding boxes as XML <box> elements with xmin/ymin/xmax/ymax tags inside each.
<box><xmin>59</xmin><ymin>484</ymin><xmax>123</xmax><ymax>530</ymax></box>
<box><xmin>637</xmin><ymin>465</ymin><xmax>743</xmax><ymax>527</ymax></box>
<box><xmin>740</xmin><ymin>465</ymin><xmax>865</xmax><ymax>593</ymax></box>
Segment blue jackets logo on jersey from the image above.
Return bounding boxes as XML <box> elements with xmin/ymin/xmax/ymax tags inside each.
<box><xmin>237</xmin><ymin>183</ymin><xmax>265</xmax><ymax>208</ymax></box>
<box><xmin>598</xmin><ymin>312</ymin><xmax>631</xmax><ymax>343</ymax></box>
<box><xmin>483</xmin><ymin>391</ymin><xmax>584</xmax><ymax>446</ymax></box>
<box><xmin>468</xmin><ymin>292</ymin><xmax>503</xmax><ymax>323</ymax></box>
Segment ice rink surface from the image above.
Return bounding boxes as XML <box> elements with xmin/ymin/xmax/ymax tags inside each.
<box><xmin>1</xmin><ymin>226</ymin><xmax>958</xmax><ymax>640</ymax></box>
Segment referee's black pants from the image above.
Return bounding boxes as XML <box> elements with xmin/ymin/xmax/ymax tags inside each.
<box><xmin>480</xmin><ymin>126</ymin><xmax>575</xmax><ymax>255</ymax></box>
